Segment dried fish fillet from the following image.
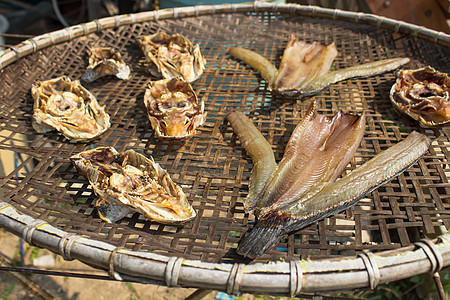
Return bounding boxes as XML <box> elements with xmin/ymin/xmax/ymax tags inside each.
<box><xmin>32</xmin><ymin>76</ymin><xmax>111</xmax><ymax>142</ymax></box>
<box><xmin>144</xmin><ymin>77</ymin><xmax>206</xmax><ymax>139</ymax></box>
<box><xmin>138</xmin><ymin>32</ymin><xmax>206</xmax><ymax>82</ymax></box>
<box><xmin>390</xmin><ymin>66</ymin><xmax>450</xmax><ymax>127</ymax></box>
<box><xmin>82</xmin><ymin>47</ymin><xmax>130</xmax><ymax>82</ymax></box>
<box><xmin>227</xmin><ymin>101</ymin><xmax>431</xmax><ymax>258</ymax></box>
<box><xmin>71</xmin><ymin>147</ymin><xmax>196</xmax><ymax>224</ymax></box>
<box><xmin>227</xmin><ymin>34</ymin><xmax>409</xmax><ymax>97</ymax></box>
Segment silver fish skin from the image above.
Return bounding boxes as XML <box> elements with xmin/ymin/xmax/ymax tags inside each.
<box><xmin>227</xmin><ymin>111</ymin><xmax>277</xmax><ymax>212</ymax></box>
<box><xmin>236</xmin><ymin>131</ymin><xmax>431</xmax><ymax>259</ymax></box>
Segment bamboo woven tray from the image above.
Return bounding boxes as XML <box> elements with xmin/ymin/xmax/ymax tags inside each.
<box><xmin>0</xmin><ymin>3</ymin><xmax>449</xmax><ymax>296</ymax></box>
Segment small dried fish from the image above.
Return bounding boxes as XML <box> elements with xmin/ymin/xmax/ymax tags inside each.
<box><xmin>71</xmin><ymin>147</ymin><xmax>196</xmax><ymax>224</ymax></box>
<box><xmin>144</xmin><ymin>77</ymin><xmax>206</xmax><ymax>139</ymax></box>
<box><xmin>32</xmin><ymin>76</ymin><xmax>111</xmax><ymax>142</ymax></box>
<box><xmin>82</xmin><ymin>47</ymin><xmax>130</xmax><ymax>82</ymax></box>
<box><xmin>227</xmin><ymin>101</ymin><xmax>431</xmax><ymax>258</ymax></box>
<box><xmin>390</xmin><ymin>66</ymin><xmax>450</xmax><ymax>127</ymax></box>
<box><xmin>227</xmin><ymin>34</ymin><xmax>409</xmax><ymax>97</ymax></box>
<box><xmin>138</xmin><ymin>32</ymin><xmax>206</xmax><ymax>82</ymax></box>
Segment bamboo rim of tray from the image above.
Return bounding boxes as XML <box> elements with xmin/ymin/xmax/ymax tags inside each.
<box><xmin>0</xmin><ymin>2</ymin><xmax>448</xmax><ymax>296</ymax></box>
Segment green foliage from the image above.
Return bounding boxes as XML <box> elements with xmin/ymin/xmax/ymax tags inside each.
<box><xmin>0</xmin><ymin>283</ymin><xmax>16</xmax><ymax>300</ymax></box>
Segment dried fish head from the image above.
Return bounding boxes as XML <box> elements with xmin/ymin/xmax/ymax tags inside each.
<box><xmin>32</xmin><ymin>76</ymin><xmax>111</xmax><ymax>142</ymax></box>
<box><xmin>144</xmin><ymin>77</ymin><xmax>206</xmax><ymax>139</ymax></box>
<box><xmin>71</xmin><ymin>147</ymin><xmax>196</xmax><ymax>224</ymax></box>
<box><xmin>390</xmin><ymin>66</ymin><xmax>450</xmax><ymax>127</ymax></box>
<box><xmin>138</xmin><ymin>32</ymin><xmax>206</xmax><ymax>82</ymax></box>
<box><xmin>82</xmin><ymin>47</ymin><xmax>130</xmax><ymax>82</ymax></box>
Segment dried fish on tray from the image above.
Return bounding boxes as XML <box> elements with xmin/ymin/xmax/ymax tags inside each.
<box><xmin>227</xmin><ymin>34</ymin><xmax>409</xmax><ymax>97</ymax></box>
<box><xmin>144</xmin><ymin>77</ymin><xmax>206</xmax><ymax>139</ymax></box>
<box><xmin>32</xmin><ymin>76</ymin><xmax>111</xmax><ymax>142</ymax></box>
<box><xmin>82</xmin><ymin>47</ymin><xmax>131</xmax><ymax>82</ymax></box>
<box><xmin>71</xmin><ymin>147</ymin><xmax>196</xmax><ymax>224</ymax></box>
<box><xmin>227</xmin><ymin>100</ymin><xmax>431</xmax><ymax>258</ymax></box>
<box><xmin>138</xmin><ymin>31</ymin><xmax>206</xmax><ymax>82</ymax></box>
<box><xmin>390</xmin><ymin>66</ymin><xmax>450</xmax><ymax>127</ymax></box>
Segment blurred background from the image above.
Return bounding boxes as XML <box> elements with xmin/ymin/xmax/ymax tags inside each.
<box><xmin>0</xmin><ymin>0</ymin><xmax>448</xmax><ymax>49</ymax></box>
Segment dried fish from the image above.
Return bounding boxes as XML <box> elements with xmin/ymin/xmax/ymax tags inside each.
<box><xmin>227</xmin><ymin>101</ymin><xmax>431</xmax><ymax>258</ymax></box>
<box><xmin>32</xmin><ymin>76</ymin><xmax>111</xmax><ymax>142</ymax></box>
<box><xmin>138</xmin><ymin>32</ymin><xmax>206</xmax><ymax>82</ymax></box>
<box><xmin>82</xmin><ymin>47</ymin><xmax>130</xmax><ymax>82</ymax></box>
<box><xmin>144</xmin><ymin>77</ymin><xmax>206</xmax><ymax>139</ymax></box>
<box><xmin>390</xmin><ymin>66</ymin><xmax>450</xmax><ymax>127</ymax></box>
<box><xmin>71</xmin><ymin>147</ymin><xmax>196</xmax><ymax>224</ymax></box>
<box><xmin>227</xmin><ymin>34</ymin><xmax>409</xmax><ymax>97</ymax></box>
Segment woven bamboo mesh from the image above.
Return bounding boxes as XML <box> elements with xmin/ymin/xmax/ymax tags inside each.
<box><xmin>0</xmin><ymin>3</ymin><xmax>448</xmax><ymax>293</ymax></box>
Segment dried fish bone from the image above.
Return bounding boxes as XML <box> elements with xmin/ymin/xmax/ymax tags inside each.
<box><xmin>390</xmin><ymin>66</ymin><xmax>450</xmax><ymax>127</ymax></box>
<box><xmin>227</xmin><ymin>100</ymin><xmax>431</xmax><ymax>258</ymax></box>
<box><xmin>138</xmin><ymin>32</ymin><xmax>206</xmax><ymax>82</ymax></box>
<box><xmin>144</xmin><ymin>77</ymin><xmax>206</xmax><ymax>139</ymax></box>
<box><xmin>227</xmin><ymin>34</ymin><xmax>409</xmax><ymax>97</ymax></box>
<box><xmin>32</xmin><ymin>76</ymin><xmax>111</xmax><ymax>142</ymax></box>
<box><xmin>71</xmin><ymin>147</ymin><xmax>196</xmax><ymax>224</ymax></box>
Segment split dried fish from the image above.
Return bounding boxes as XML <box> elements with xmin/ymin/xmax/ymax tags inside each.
<box><xmin>82</xmin><ymin>47</ymin><xmax>130</xmax><ymax>82</ymax></box>
<box><xmin>227</xmin><ymin>101</ymin><xmax>431</xmax><ymax>258</ymax></box>
<box><xmin>32</xmin><ymin>76</ymin><xmax>111</xmax><ymax>142</ymax></box>
<box><xmin>138</xmin><ymin>32</ymin><xmax>206</xmax><ymax>82</ymax></box>
<box><xmin>71</xmin><ymin>147</ymin><xmax>196</xmax><ymax>224</ymax></box>
<box><xmin>144</xmin><ymin>77</ymin><xmax>206</xmax><ymax>139</ymax></box>
<box><xmin>390</xmin><ymin>66</ymin><xmax>450</xmax><ymax>127</ymax></box>
<box><xmin>227</xmin><ymin>34</ymin><xmax>409</xmax><ymax>97</ymax></box>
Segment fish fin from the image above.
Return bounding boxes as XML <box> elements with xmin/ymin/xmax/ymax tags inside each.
<box><xmin>236</xmin><ymin>212</ymin><xmax>290</xmax><ymax>259</ymax></box>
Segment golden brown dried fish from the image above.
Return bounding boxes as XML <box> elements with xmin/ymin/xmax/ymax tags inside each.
<box><xmin>144</xmin><ymin>77</ymin><xmax>206</xmax><ymax>139</ymax></box>
<box><xmin>227</xmin><ymin>34</ymin><xmax>409</xmax><ymax>97</ymax></box>
<box><xmin>138</xmin><ymin>32</ymin><xmax>206</xmax><ymax>82</ymax></box>
<box><xmin>71</xmin><ymin>147</ymin><xmax>196</xmax><ymax>224</ymax></box>
<box><xmin>227</xmin><ymin>101</ymin><xmax>431</xmax><ymax>258</ymax></box>
<box><xmin>32</xmin><ymin>76</ymin><xmax>111</xmax><ymax>142</ymax></box>
<box><xmin>390</xmin><ymin>66</ymin><xmax>450</xmax><ymax>127</ymax></box>
<box><xmin>82</xmin><ymin>47</ymin><xmax>130</xmax><ymax>82</ymax></box>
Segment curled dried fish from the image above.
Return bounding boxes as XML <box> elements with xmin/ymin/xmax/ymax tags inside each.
<box><xmin>390</xmin><ymin>66</ymin><xmax>450</xmax><ymax>127</ymax></box>
<box><xmin>71</xmin><ymin>147</ymin><xmax>196</xmax><ymax>224</ymax></box>
<box><xmin>144</xmin><ymin>77</ymin><xmax>206</xmax><ymax>139</ymax></box>
<box><xmin>32</xmin><ymin>76</ymin><xmax>111</xmax><ymax>142</ymax></box>
<box><xmin>138</xmin><ymin>32</ymin><xmax>206</xmax><ymax>82</ymax></box>
<box><xmin>82</xmin><ymin>47</ymin><xmax>130</xmax><ymax>82</ymax></box>
<box><xmin>227</xmin><ymin>34</ymin><xmax>409</xmax><ymax>97</ymax></box>
<box><xmin>227</xmin><ymin>101</ymin><xmax>431</xmax><ymax>258</ymax></box>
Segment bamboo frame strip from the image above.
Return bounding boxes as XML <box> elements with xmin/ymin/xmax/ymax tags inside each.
<box><xmin>0</xmin><ymin>3</ymin><xmax>448</xmax><ymax>71</ymax></box>
<box><xmin>0</xmin><ymin>202</ymin><xmax>448</xmax><ymax>295</ymax></box>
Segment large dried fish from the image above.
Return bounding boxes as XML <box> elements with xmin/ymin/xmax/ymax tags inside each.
<box><xmin>32</xmin><ymin>76</ymin><xmax>111</xmax><ymax>142</ymax></box>
<box><xmin>227</xmin><ymin>34</ymin><xmax>409</xmax><ymax>97</ymax></box>
<box><xmin>390</xmin><ymin>66</ymin><xmax>450</xmax><ymax>127</ymax></box>
<box><xmin>227</xmin><ymin>101</ymin><xmax>431</xmax><ymax>258</ymax></box>
<box><xmin>138</xmin><ymin>32</ymin><xmax>206</xmax><ymax>82</ymax></box>
<box><xmin>71</xmin><ymin>147</ymin><xmax>196</xmax><ymax>224</ymax></box>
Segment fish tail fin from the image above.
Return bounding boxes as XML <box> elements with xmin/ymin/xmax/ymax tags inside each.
<box><xmin>236</xmin><ymin>212</ymin><xmax>290</xmax><ymax>259</ymax></box>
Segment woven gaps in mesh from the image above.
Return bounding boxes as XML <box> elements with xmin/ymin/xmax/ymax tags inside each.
<box><xmin>0</xmin><ymin>12</ymin><xmax>448</xmax><ymax>263</ymax></box>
